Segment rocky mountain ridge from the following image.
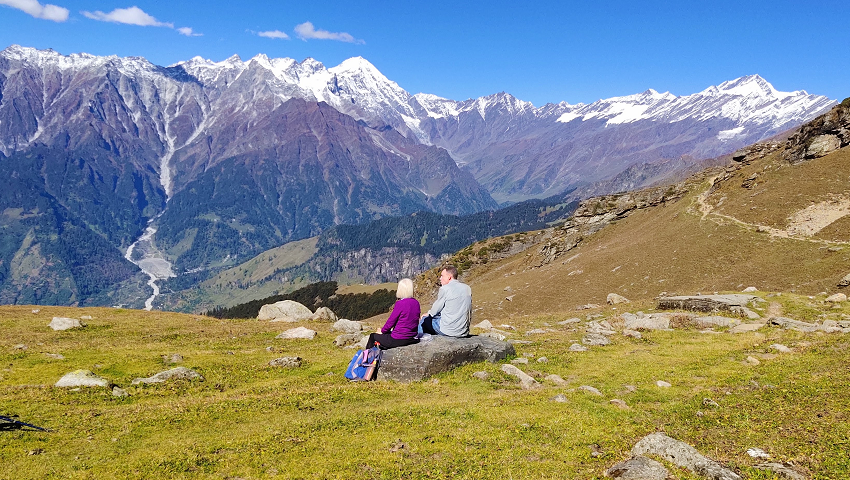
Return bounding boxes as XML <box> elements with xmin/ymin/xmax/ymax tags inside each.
<box><xmin>0</xmin><ymin>44</ymin><xmax>837</xmax><ymax>309</ymax></box>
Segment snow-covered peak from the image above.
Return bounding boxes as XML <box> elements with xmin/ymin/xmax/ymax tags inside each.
<box><xmin>716</xmin><ymin>74</ymin><xmax>778</xmax><ymax>97</ymax></box>
<box><xmin>554</xmin><ymin>75</ymin><xmax>832</xmax><ymax>129</ymax></box>
<box><xmin>331</xmin><ymin>56</ymin><xmax>381</xmax><ymax>75</ymax></box>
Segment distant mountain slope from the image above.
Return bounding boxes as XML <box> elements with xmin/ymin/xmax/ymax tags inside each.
<box><xmin>159</xmin><ymin>195</ymin><xmax>578</xmax><ymax>312</ymax></box>
<box><xmin>0</xmin><ymin>46</ymin><xmax>497</xmax><ymax>305</ymax></box>
<box><xmin>434</xmin><ymin>103</ymin><xmax>850</xmax><ymax>319</ymax></box>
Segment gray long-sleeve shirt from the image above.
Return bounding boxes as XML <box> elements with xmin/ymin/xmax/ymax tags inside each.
<box><xmin>427</xmin><ymin>279</ymin><xmax>472</xmax><ymax>337</ymax></box>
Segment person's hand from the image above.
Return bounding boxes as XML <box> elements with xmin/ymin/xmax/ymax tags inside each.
<box><xmin>376</xmin><ymin>328</ymin><xmax>383</xmax><ymax>334</ymax></box>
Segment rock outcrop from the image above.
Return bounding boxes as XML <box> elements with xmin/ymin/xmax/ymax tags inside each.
<box><xmin>631</xmin><ymin>432</ymin><xmax>741</xmax><ymax>480</ymax></box>
<box><xmin>536</xmin><ymin>183</ymin><xmax>689</xmax><ymax>265</ymax></box>
<box><xmin>377</xmin><ymin>335</ymin><xmax>515</xmax><ymax>382</ymax></box>
<box><xmin>657</xmin><ymin>294</ymin><xmax>761</xmax><ymax>318</ymax></box>
<box><xmin>782</xmin><ymin>100</ymin><xmax>850</xmax><ymax>164</ymax></box>
<box><xmin>131</xmin><ymin>367</ymin><xmax>204</xmax><ymax>385</ymax></box>
<box><xmin>258</xmin><ymin>300</ymin><xmax>313</xmax><ymax>322</ymax></box>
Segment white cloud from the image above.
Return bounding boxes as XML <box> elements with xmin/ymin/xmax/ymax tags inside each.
<box><xmin>81</xmin><ymin>6</ymin><xmax>172</xmax><ymax>27</ymax></box>
<box><xmin>257</xmin><ymin>29</ymin><xmax>289</xmax><ymax>40</ymax></box>
<box><xmin>294</xmin><ymin>21</ymin><xmax>364</xmax><ymax>44</ymax></box>
<box><xmin>0</xmin><ymin>0</ymin><xmax>69</xmax><ymax>22</ymax></box>
<box><xmin>178</xmin><ymin>26</ymin><xmax>202</xmax><ymax>37</ymax></box>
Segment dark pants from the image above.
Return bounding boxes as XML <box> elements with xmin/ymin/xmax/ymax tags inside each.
<box><xmin>366</xmin><ymin>333</ymin><xmax>419</xmax><ymax>350</ymax></box>
<box><xmin>420</xmin><ymin>315</ymin><xmax>440</xmax><ymax>335</ymax></box>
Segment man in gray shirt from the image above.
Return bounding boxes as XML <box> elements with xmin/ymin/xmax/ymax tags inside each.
<box><xmin>420</xmin><ymin>264</ymin><xmax>472</xmax><ymax>337</ymax></box>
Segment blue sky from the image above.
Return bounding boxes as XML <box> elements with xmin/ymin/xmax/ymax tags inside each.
<box><xmin>0</xmin><ymin>0</ymin><xmax>847</xmax><ymax>106</ymax></box>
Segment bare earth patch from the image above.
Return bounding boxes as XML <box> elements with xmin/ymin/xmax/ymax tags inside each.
<box><xmin>786</xmin><ymin>197</ymin><xmax>850</xmax><ymax>237</ymax></box>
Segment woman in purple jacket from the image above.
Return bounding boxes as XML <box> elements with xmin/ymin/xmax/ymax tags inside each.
<box><xmin>366</xmin><ymin>278</ymin><xmax>420</xmax><ymax>349</ymax></box>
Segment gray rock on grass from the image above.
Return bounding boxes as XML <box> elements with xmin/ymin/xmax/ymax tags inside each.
<box><xmin>112</xmin><ymin>386</ymin><xmax>128</xmax><ymax>397</ymax></box>
<box><xmin>276</xmin><ymin>327</ymin><xmax>318</xmax><ymax>340</ymax></box>
<box><xmin>162</xmin><ymin>353</ymin><xmax>183</xmax><ymax>364</ymax></box>
<box><xmin>770</xmin><ymin>344</ymin><xmax>792</xmax><ymax>353</ymax></box>
<box><xmin>729</xmin><ymin>323</ymin><xmax>765</xmax><ymax>334</ymax></box>
<box><xmin>480</xmin><ymin>331</ymin><xmax>507</xmax><ymax>341</ymax></box>
<box><xmin>622</xmin><ymin>312</ymin><xmax>670</xmax><ymax>330</ymax></box>
<box><xmin>569</xmin><ymin>343</ymin><xmax>588</xmax><ymax>352</ymax></box>
<box><xmin>334</xmin><ymin>333</ymin><xmax>365</xmax><ymax>347</ymax></box>
<box><xmin>605</xmin><ymin>455</ymin><xmax>669</xmax><ymax>479</ymax></box>
<box><xmin>582</xmin><ymin>333</ymin><xmax>610</xmax><ymax>346</ymax></box>
<box><xmin>501</xmin><ymin>364</ymin><xmax>541</xmax><ymax>390</ymax></box>
<box><xmin>825</xmin><ymin>293</ymin><xmax>847</xmax><ymax>303</ymax></box>
<box><xmin>49</xmin><ymin>317</ymin><xmax>85</xmax><ymax>331</ymax></box>
<box><xmin>838</xmin><ymin>273</ymin><xmax>850</xmax><ymax>288</ymax></box>
<box><xmin>695</xmin><ymin>316</ymin><xmax>741</xmax><ymax>327</ymax></box>
<box><xmin>622</xmin><ymin>329</ymin><xmax>642</xmax><ymax>339</ymax></box>
<box><xmin>607</xmin><ymin>293</ymin><xmax>631</xmax><ymax>305</ymax></box>
<box><xmin>132</xmin><ymin>367</ymin><xmax>204</xmax><ymax>385</ymax></box>
<box><xmin>473</xmin><ymin>320</ymin><xmax>493</xmax><ymax>330</ymax></box>
<box><xmin>269</xmin><ymin>357</ymin><xmax>302</xmax><ymax>368</ymax></box>
<box><xmin>545</xmin><ymin>374</ymin><xmax>569</xmax><ymax>386</ymax></box>
<box><xmin>55</xmin><ymin>369</ymin><xmax>109</xmax><ymax>388</ymax></box>
<box><xmin>754</xmin><ymin>463</ymin><xmax>807</xmax><ymax>480</ymax></box>
<box><xmin>632</xmin><ymin>432</ymin><xmax>742</xmax><ymax>480</ymax></box>
<box><xmin>768</xmin><ymin>317</ymin><xmax>820</xmax><ymax>333</ymax></box>
<box><xmin>331</xmin><ymin>319</ymin><xmax>366</xmax><ymax>334</ymax></box>
<box><xmin>258</xmin><ymin>300</ymin><xmax>313</xmax><ymax>322</ymax></box>
<box><xmin>579</xmin><ymin>385</ymin><xmax>602</xmax><ymax>396</ymax></box>
<box><xmin>310</xmin><ymin>307</ymin><xmax>338</xmax><ymax>322</ymax></box>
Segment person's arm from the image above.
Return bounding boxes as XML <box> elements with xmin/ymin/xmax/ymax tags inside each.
<box><xmin>428</xmin><ymin>286</ymin><xmax>448</xmax><ymax>318</ymax></box>
<box><xmin>381</xmin><ymin>303</ymin><xmax>401</xmax><ymax>334</ymax></box>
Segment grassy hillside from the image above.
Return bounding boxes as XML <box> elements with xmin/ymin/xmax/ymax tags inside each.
<box><xmin>440</xmin><ymin>146</ymin><xmax>849</xmax><ymax>323</ymax></box>
<box><xmin>161</xmin><ymin>237</ymin><xmax>320</xmax><ymax>312</ymax></box>
<box><xmin>2</xmin><ymin>298</ymin><xmax>849</xmax><ymax>479</ymax></box>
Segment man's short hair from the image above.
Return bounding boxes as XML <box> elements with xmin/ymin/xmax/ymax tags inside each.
<box><xmin>396</xmin><ymin>278</ymin><xmax>414</xmax><ymax>299</ymax></box>
<box><xmin>441</xmin><ymin>264</ymin><xmax>458</xmax><ymax>279</ymax></box>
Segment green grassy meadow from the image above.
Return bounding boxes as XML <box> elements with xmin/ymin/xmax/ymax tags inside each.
<box><xmin>2</xmin><ymin>298</ymin><xmax>849</xmax><ymax>479</ymax></box>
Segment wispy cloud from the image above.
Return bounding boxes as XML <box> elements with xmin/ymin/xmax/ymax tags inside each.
<box><xmin>82</xmin><ymin>6</ymin><xmax>172</xmax><ymax>27</ymax></box>
<box><xmin>0</xmin><ymin>0</ymin><xmax>69</xmax><ymax>22</ymax></box>
<box><xmin>81</xmin><ymin>6</ymin><xmax>201</xmax><ymax>36</ymax></box>
<box><xmin>257</xmin><ymin>29</ymin><xmax>289</xmax><ymax>40</ymax></box>
<box><xmin>178</xmin><ymin>26</ymin><xmax>202</xmax><ymax>37</ymax></box>
<box><xmin>294</xmin><ymin>22</ymin><xmax>364</xmax><ymax>44</ymax></box>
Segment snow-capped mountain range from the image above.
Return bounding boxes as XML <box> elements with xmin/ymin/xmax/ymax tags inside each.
<box><xmin>0</xmin><ymin>44</ymin><xmax>836</xmax><ymax>307</ymax></box>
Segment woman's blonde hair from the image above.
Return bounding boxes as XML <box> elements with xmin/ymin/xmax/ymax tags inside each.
<box><xmin>396</xmin><ymin>278</ymin><xmax>414</xmax><ymax>299</ymax></box>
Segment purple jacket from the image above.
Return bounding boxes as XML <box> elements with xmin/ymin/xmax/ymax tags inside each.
<box><xmin>381</xmin><ymin>297</ymin><xmax>421</xmax><ymax>340</ymax></box>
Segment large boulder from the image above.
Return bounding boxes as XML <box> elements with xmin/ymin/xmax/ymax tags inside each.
<box><xmin>132</xmin><ymin>367</ymin><xmax>204</xmax><ymax>385</ymax></box>
<box><xmin>657</xmin><ymin>294</ymin><xmax>760</xmax><ymax>316</ymax></box>
<box><xmin>275</xmin><ymin>327</ymin><xmax>318</xmax><ymax>340</ymax></box>
<box><xmin>55</xmin><ymin>369</ymin><xmax>108</xmax><ymax>387</ymax></box>
<box><xmin>258</xmin><ymin>300</ymin><xmax>313</xmax><ymax>322</ymax></box>
<box><xmin>331</xmin><ymin>319</ymin><xmax>366</xmax><ymax>334</ymax></box>
<box><xmin>49</xmin><ymin>317</ymin><xmax>85</xmax><ymax>331</ymax></box>
<box><xmin>310</xmin><ymin>307</ymin><xmax>338</xmax><ymax>322</ymax></box>
<box><xmin>377</xmin><ymin>335</ymin><xmax>515</xmax><ymax>382</ymax></box>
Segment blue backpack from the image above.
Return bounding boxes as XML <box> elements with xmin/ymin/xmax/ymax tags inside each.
<box><xmin>344</xmin><ymin>345</ymin><xmax>383</xmax><ymax>381</ymax></box>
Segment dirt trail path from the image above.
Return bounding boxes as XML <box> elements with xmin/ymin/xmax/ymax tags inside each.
<box><xmin>692</xmin><ymin>177</ymin><xmax>850</xmax><ymax>246</ymax></box>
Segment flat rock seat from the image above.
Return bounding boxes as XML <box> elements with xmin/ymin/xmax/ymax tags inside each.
<box><xmin>657</xmin><ymin>295</ymin><xmax>759</xmax><ymax>313</ymax></box>
<box><xmin>377</xmin><ymin>335</ymin><xmax>515</xmax><ymax>382</ymax></box>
